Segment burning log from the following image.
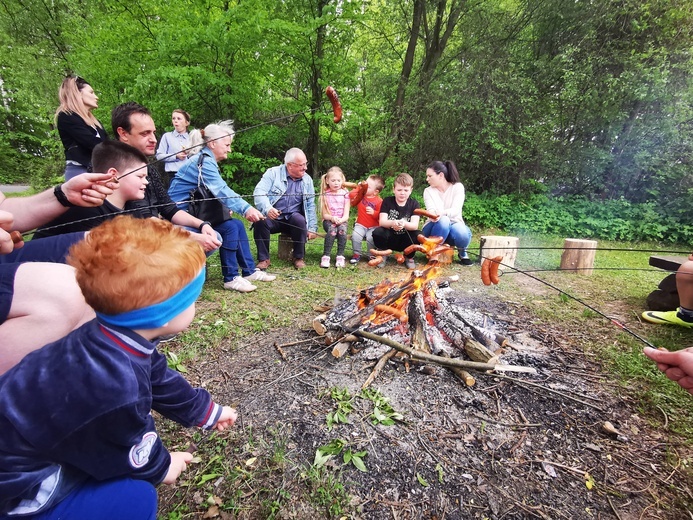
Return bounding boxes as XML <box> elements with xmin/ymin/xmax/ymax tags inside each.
<box><xmin>315</xmin><ymin>262</ymin><xmax>538</xmax><ymax>385</ymax></box>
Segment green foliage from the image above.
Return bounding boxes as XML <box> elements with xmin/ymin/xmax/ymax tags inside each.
<box><xmin>359</xmin><ymin>388</ymin><xmax>404</xmax><ymax>426</ymax></box>
<box><xmin>464</xmin><ymin>193</ymin><xmax>693</xmax><ymax>244</ymax></box>
<box><xmin>313</xmin><ymin>438</ymin><xmax>367</xmax><ymax>473</ymax></box>
<box><xmin>324</xmin><ymin>387</ymin><xmax>354</xmax><ymax>431</ymax></box>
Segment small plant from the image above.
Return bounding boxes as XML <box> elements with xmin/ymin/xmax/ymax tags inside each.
<box><xmin>360</xmin><ymin>388</ymin><xmax>404</xmax><ymax>426</ymax></box>
<box><xmin>314</xmin><ymin>438</ymin><xmax>367</xmax><ymax>472</ymax></box>
<box><xmin>165</xmin><ymin>350</ymin><xmax>187</xmax><ymax>373</ymax></box>
<box><xmin>325</xmin><ymin>387</ymin><xmax>354</xmax><ymax>430</ymax></box>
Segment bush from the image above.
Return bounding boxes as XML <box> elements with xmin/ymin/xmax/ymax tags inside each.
<box><xmin>464</xmin><ymin>193</ymin><xmax>693</xmax><ymax>244</ymax></box>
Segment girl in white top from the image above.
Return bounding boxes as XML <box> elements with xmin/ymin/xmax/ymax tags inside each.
<box><xmin>421</xmin><ymin>160</ymin><xmax>473</xmax><ymax>265</ymax></box>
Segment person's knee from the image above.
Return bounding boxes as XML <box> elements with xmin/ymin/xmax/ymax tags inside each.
<box><xmin>288</xmin><ymin>212</ymin><xmax>307</xmax><ymax>228</ymax></box>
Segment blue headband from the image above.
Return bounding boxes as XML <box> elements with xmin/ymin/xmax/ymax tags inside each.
<box><xmin>96</xmin><ymin>268</ymin><xmax>205</xmax><ymax>329</ymax></box>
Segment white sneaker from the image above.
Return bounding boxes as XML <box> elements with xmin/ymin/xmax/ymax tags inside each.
<box><xmin>245</xmin><ymin>269</ymin><xmax>276</xmax><ymax>282</ymax></box>
<box><xmin>320</xmin><ymin>255</ymin><xmax>331</xmax><ymax>268</ymax></box>
<box><xmin>335</xmin><ymin>255</ymin><xmax>346</xmax><ymax>268</ymax></box>
<box><xmin>224</xmin><ymin>276</ymin><xmax>257</xmax><ymax>293</ymax></box>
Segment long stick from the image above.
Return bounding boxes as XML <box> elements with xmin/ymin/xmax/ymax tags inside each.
<box><xmin>352</xmin><ymin>330</ymin><xmax>535</xmax><ymax>373</ymax></box>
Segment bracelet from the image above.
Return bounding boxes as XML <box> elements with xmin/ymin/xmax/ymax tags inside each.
<box><xmin>54</xmin><ymin>185</ymin><xmax>75</xmax><ymax>207</ymax></box>
<box><xmin>198</xmin><ymin>221</ymin><xmax>212</xmax><ymax>232</ymax></box>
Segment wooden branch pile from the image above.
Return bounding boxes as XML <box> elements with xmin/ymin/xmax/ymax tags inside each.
<box><xmin>313</xmin><ymin>265</ymin><xmax>536</xmax><ymax>389</ymax></box>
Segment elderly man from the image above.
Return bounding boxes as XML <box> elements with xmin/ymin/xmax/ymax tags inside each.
<box><xmin>252</xmin><ymin>148</ymin><xmax>317</xmax><ymax>269</ymax></box>
<box><xmin>0</xmin><ymin>173</ymin><xmax>116</xmax><ymax>373</ymax></box>
<box><xmin>111</xmin><ymin>102</ymin><xmax>221</xmax><ymax>253</ymax></box>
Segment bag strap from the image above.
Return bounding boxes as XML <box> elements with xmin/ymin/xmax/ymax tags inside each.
<box><xmin>196</xmin><ymin>153</ymin><xmax>205</xmax><ymax>189</ymax></box>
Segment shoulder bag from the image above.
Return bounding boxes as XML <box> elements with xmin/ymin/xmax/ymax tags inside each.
<box><xmin>187</xmin><ymin>153</ymin><xmax>230</xmax><ymax>226</ymax></box>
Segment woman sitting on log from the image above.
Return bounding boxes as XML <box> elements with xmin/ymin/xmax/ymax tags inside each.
<box><xmin>421</xmin><ymin>160</ymin><xmax>473</xmax><ymax>265</ymax></box>
<box><xmin>168</xmin><ymin>121</ymin><xmax>275</xmax><ymax>293</ymax></box>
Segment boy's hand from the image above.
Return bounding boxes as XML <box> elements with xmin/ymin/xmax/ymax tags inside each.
<box><xmin>365</xmin><ymin>206</ymin><xmax>374</xmax><ymax>215</ymax></box>
<box><xmin>163</xmin><ymin>451</ymin><xmax>194</xmax><ymax>485</ymax></box>
<box><xmin>214</xmin><ymin>406</ymin><xmax>238</xmax><ymax>431</ymax></box>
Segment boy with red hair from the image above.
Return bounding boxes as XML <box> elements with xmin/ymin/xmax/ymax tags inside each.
<box><xmin>0</xmin><ymin>216</ymin><xmax>236</xmax><ymax>519</ymax></box>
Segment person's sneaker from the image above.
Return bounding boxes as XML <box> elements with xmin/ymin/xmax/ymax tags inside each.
<box><xmin>245</xmin><ymin>269</ymin><xmax>276</xmax><ymax>282</ymax></box>
<box><xmin>156</xmin><ymin>333</ymin><xmax>179</xmax><ymax>343</ymax></box>
<box><xmin>224</xmin><ymin>276</ymin><xmax>257</xmax><ymax>293</ymax></box>
<box><xmin>404</xmin><ymin>257</ymin><xmax>416</xmax><ymax>270</ymax></box>
<box><xmin>320</xmin><ymin>255</ymin><xmax>331</xmax><ymax>268</ymax></box>
<box><xmin>642</xmin><ymin>309</ymin><xmax>693</xmax><ymax>329</ymax></box>
<box><xmin>376</xmin><ymin>255</ymin><xmax>388</xmax><ymax>268</ymax></box>
<box><xmin>459</xmin><ymin>250</ymin><xmax>474</xmax><ymax>266</ymax></box>
<box><xmin>293</xmin><ymin>258</ymin><xmax>306</xmax><ymax>269</ymax></box>
<box><xmin>335</xmin><ymin>255</ymin><xmax>346</xmax><ymax>268</ymax></box>
<box><xmin>256</xmin><ymin>259</ymin><xmax>271</xmax><ymax>270</ymax></box>
<box><xmin>349</xmin><ymin>253</ymin><xmax>361</xmax><ymax>264</ymax></box>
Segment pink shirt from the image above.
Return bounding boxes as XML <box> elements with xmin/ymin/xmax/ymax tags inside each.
<box><xmin>323</xmin><ymin>188</ymin><xmax>349</xmax><ymax>219</ymax></box>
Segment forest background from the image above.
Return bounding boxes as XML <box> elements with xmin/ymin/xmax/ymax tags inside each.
<box><xmin>0</xmin><ymin>0</ymin><xmax>691</xmax><ymax>244</ymax></box>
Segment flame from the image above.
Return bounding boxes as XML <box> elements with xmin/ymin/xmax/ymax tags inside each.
<box><xmin>362</xmin><ymin>263</ymin><xmax>443</xmax><ymax>325</ymax></box>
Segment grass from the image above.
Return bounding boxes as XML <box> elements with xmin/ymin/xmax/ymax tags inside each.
<box><xmin>152</xmin><ymin>226</ymin><xmax>693</xmax><ymax>517</ymax></box>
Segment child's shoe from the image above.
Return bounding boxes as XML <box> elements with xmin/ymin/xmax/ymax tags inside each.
<box><xmin>320</xmin><ymin>255</ymin><xmax>331</xmax><ymax>268</ymax></box>
<box><xmin>335</xmin><ymin>255</ymin><xmax>346</xmax><ymax>268</ymax></box>
<box><xmin>404</xmin><ymin>257</ymin><xmax>416</xmax><ymax>270</ymax></box>
<box><xmin>376</xmin><ymin>255</ymin><xmax>388</xmax><ymax>268</ymax></box>
<box><xmin>349</xmin><ymin>253</ymin><xmax>361</xmax><ymax>264</ymax></box>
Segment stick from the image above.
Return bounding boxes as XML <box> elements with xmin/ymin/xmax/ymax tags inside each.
<box><xmin>352</xmin><ymin>330</ymin><xmax>536</xmax><ymax>374</ymax></box>
<box><xmin>362</xmin><ymin>349</ymin><xmax>396</xmax><ymax>389</ymax></box>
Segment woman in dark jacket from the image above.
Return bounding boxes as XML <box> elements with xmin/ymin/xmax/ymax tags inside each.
<box><xmin>55</xmin><ymin>76</ymin><xmax>108</xmax><ymax>179</ymax></box>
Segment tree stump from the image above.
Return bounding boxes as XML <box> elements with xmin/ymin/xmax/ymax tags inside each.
<box><xmin>278</xmin><ymin>233</ymin><xmax>293</xmax><ymax>261</ymax></box>
<box><xmin>479</xmin><ymin>236</ymin><xmax>519</xmax><ymax>268</ymax></box>
<box><xmin>560</xmin><ymin>238</ymin><xmax>597</xmax><ymax>275</ymax></box>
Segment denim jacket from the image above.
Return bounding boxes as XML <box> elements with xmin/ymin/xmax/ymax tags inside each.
<box><xmin>168</xmin><ymin>148</ymin><xmax>251</xmax><ymax>216</ymax></box>
<box><xmin>253</xmin><ymin>164</ymin><xmax>317</xmax><ymax>233</ymax></box>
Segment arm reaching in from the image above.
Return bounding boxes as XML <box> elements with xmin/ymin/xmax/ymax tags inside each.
<box><xmin>0</xmin><ymin>173</ymin><xmax>117</xmax><ymax>232</ymax></box>
<box><xmin>643</xmin><ymin>347</ymin><xmax>693</xmax><ymax>395</ymax></box>
<box><xmin>162</xmin><ymin>451</ymin><xmax>194</xmax><ymax>485</ymax></box>
<box><xmin>214</xmin><ymin>406</ymin><xmax>238</xmax><ymax>431</ymax></box>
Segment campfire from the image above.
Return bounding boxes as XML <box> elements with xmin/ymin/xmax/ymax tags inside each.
<box><xmin>313</xmin><ymin>237</ymin><xmax>536</xmax><ymax>389</ymax></box>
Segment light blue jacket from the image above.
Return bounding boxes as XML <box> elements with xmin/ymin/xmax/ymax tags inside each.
<box><xmin>253</xmin><ymin>164</ymin><xmax>317</xmax><ymax>233</ymax></box>
<box><xmin>168</xmin><ymin>148</ymin><xmax>251</xmax><ymax>216</ymax></box>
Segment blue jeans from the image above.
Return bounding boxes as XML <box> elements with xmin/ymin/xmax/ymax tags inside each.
<box><xmin>422</xmin><ymin>216</ymin><xmax>472</xmax><ymax>253</ymax></box>
<box><xmin>1</xmin><ymin>477</ymin><xmax>157</xmax><ymax>520</ymax></box>
<box><xmin>215</xmin><ymin>219</ymin><xmax>256</xmax><ymax>281</ymax></box>
<box><xmin>63</xmin><ymin>163</ymin><xmax>88</xmax><ymax>180</ymax></box>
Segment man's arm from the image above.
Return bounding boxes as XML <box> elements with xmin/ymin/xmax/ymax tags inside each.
<box><xmin>0</xmin><ymin>173</ymin><xmax>117</xmax><ymax>233</ymax></box>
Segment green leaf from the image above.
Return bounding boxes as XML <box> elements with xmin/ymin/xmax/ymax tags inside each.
<box><xmin>351</xmin><ymin>455</ymin><xmax>367</xmax><ymax>472</ymax></box>
<box><xmin>416</xmin><ymin>472</ymin><xmax>429</xmax><ymax>487</ymax></box>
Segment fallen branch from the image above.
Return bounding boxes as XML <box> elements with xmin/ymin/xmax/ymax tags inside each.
<box><xmin>491</xmin><ymin>373</ymin><xmax>606</xmax><ymax>412</ymax></box>
<box><xmin>362</xmin><ymin>349</ymin><xmax>397</xmax><ymax>389</ymax></box>
<box><xmin>352</xmin><ymin>330</ymin><xmax>536</xmax><ymax>374</ymax></box>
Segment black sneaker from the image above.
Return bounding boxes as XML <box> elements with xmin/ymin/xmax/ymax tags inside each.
<box><xmin>459</xmin><ymin>251</ymin><xmax>473</xmax><ymax>266</ymax></box>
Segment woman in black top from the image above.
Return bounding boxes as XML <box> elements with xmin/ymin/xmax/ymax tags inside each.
<box><xmin>55</xmin><ymin>76</ymin><xmax>108</xmax><ymax>179</ymax></box>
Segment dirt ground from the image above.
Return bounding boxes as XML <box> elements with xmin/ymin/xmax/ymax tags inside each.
<box><xmin>158</xmin><ymin>281</ymin><xmax>693</xmax><ymax>519</ymax></box>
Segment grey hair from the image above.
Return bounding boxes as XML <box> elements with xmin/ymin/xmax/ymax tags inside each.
<box><xmin>284</xmin><ymin>147</ymin><xmax>305</xmax><ymax>164</ymax></box>
<box><xmin>187</xmin><ymin>120</ymin><xmax>235</xmax><ymax>156</ymax></box>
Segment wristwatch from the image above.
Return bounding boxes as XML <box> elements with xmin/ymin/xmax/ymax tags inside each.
<box><xmin>198</xmin><ymin>221</ymin><xmax>212</xmax><ymax>232</ymax></box>
<box><xmin>54</xmin><ymin>184</ymin><xmax>75</xmax><ymax>207</ymax></box>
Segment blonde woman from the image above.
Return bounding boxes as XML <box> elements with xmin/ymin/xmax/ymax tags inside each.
<box><xmin>55</xmin><ymin>76</ymin><xmax>108</xmax><ymax>180</ymax></box>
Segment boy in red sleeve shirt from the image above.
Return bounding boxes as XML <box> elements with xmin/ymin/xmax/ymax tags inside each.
<box><xmin>349</xmin><ymin>175</ymin><xmax>384</xmax><ymax>264</ymax></box>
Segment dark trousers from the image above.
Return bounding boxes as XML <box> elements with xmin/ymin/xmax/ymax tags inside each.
<box><xmin>372</xmin><ymin>227</ymin><xmax>421</xmax><ymax>258</ymax></box>
<box><xmin>253</xmin><ymin>212</ymin><xmax>308</xmax><ymax>261</ymax></box>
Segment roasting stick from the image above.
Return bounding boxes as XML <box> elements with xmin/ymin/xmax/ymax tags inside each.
<box><xmin>351</xmin><ymin>330</ymin><xmax>537</xmax><ymax>374</ymax></box>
